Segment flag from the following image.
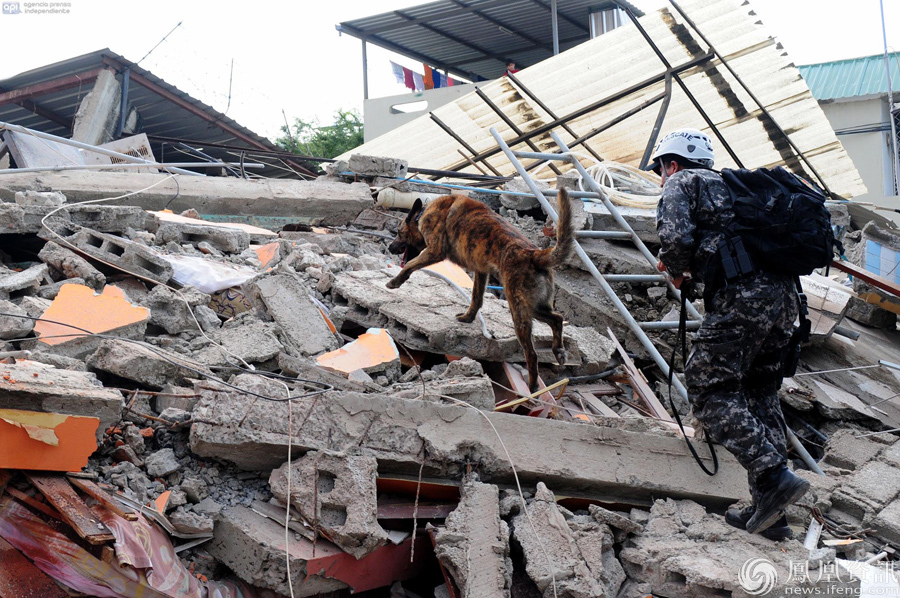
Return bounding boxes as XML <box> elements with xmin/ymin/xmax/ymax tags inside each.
<box><xmin>423</xmin><ymin>64</ymin><xmax>434</xmax><ymax>90</ymax></box>
<box><xmin>447</xmin><ymin>76</ymin><xmax>455</xmax><ymax>86</ymax></box>
<box><xmin>433</xmin><ymin>71</ymin><xmax>443</xmax><ymax>88</ymax></box>
<box><xmin>403</xmin><ymin>67</ymin><xmax>415</xmax><ymax>91</ymax></box>
<box><xmin>390</xmin><ymin>61</ymin><xmax>405</xmax><ymax>85</ymax></box>
<box><xmin>412</xmin><ymin>71</ymin><xmax>424</xmax><ymax>92</ymax></box>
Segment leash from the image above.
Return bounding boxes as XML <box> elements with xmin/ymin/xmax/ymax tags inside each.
<box><xmin>667</xmin><ymin>278</ymin><xmax>719</xmax><ymax>476</ymax></box>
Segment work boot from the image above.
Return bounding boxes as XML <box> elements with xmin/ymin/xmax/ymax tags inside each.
<box><xmin>725</xmin><ymin>505</ymin><xmax>793</xmax><ymax>541</ymax></box>
<box><xmin>746</xmin><ymin>465</ymin><xmax>810</xmax><ymax>534</ymax></box>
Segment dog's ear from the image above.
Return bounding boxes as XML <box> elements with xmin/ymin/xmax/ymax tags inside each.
<box><xmin>407</xmin><ymin>198</ymin><xmax>424</xmax><ymax>223</ymax></box>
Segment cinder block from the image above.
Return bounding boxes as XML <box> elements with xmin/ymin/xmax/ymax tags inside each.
<box><xmin>155</xmin><ymin>221</ymin><xmax>250</xmax><ymax>254</ymax></box>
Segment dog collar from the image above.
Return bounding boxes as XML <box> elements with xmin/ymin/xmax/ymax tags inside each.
<box><xmin>414</xmin><ymin>209</ymin><xmax>423</xmax><ymax>223</ymax></box>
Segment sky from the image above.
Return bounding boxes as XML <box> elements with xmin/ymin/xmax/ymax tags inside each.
<box><xmin>1</xmin><ymin>0</ymin><xmax>898</xmax><ymax>143</ymax></box>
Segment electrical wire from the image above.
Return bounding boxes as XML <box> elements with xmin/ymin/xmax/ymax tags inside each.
<box><xmin>0</xmin><ymin>312</ymin><xmax>332</xmax><ymax>402</ymax></box>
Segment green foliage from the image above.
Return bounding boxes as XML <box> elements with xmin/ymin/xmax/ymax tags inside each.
<box><xmin>276</xmin><ymin>109</ymin><xmax>364</xmax><ymax>159</ymax></box>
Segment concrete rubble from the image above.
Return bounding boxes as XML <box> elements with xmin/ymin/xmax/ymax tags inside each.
<box><xmin>0</xmin><ymin>150</ymin><xmax>899</xmax><ymax>598</ymax></box>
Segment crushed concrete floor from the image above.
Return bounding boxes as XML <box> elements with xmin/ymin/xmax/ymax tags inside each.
<box><xmin>2</xmin><ymin>157</ymin><xmax>900</xmax><ymax>598</ymax></box>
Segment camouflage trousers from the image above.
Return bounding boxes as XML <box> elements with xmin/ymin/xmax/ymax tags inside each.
<box><xmin>685</xmin><ymin>272</ymin><xmax>799</xmax><ymax>503</ymax></box>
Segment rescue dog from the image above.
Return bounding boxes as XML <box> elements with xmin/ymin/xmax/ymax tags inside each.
<box><xmin>386</xmin><ymin>190</ymin><xmax>574</xmax><ymax>392</ymax></box>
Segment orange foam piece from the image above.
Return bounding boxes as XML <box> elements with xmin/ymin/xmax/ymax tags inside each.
<box><xmin>33</xmin><ymin>284</ymin><xmax>149</xmax><ymax>347</ymax></box>
<box><xmin>316</xmin><ymin>328</ymin><xmax>399</xmax><ymax>375</ymax></box>
<box><xmin>424</xmin><ymin>260</ymin><xmax>473</xmax><ymax>289</ymax></box>
<box><xmin>0</xmin><ymin>408</ymin><xmax>98</xmax><ymax>472</ymax></box>
<box><xmin>254</xmin><ymin>242</ymin><xmax>280</xmax><ymax>269</ymax></box>
<box><xmin>154</xmin><ymin>491</ymin><xmax>171</xmax><ymax>514</ymax></box>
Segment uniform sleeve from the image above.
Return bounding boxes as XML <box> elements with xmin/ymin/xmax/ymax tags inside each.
<box><xmin>656</xmin><ymin>172</ymin><xmax>698</xmax><ymax>275</ymax></box>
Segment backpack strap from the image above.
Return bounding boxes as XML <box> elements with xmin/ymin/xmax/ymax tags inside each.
<box><xmin>668</xmin><ymin>279</ymin><xmax>719</xmax><ymax>476</ymax></box>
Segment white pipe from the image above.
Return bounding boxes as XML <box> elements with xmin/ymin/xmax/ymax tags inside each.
<box><xmin>0</xmin><ymin>162</ymin><xmax>264</xmax><ymax>175</ymax></box>
<box><xmin>0</xmin><ymin>120</ymin><xmax>201</xmax><ymax>176</ymax></box>
<box><xmin>376</xmin><ymin>188</ymin><xmax>447</xmax><ymax>209</ymax></box>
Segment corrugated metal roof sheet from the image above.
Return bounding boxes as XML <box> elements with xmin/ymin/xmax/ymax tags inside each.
<box><xmin>343</xmin><ymin>0</ymin><xmax>867</xmax><ymax>200</ymax></box>
<box><xmin>798</xmin><ymin>52</ymin><xmax>900</xmax><ymax>101</ymax></box>
<box><xmin>338</xmin><ymin>0</ymin><xmax>643</xmax><ymax>81</ymax></box>
<box><xmin>0</xmin><ymin>49</ymin><xmax>312</xmax><ymax>178</ymax></box>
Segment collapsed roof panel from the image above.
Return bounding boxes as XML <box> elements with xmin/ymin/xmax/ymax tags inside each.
<box><xmin>345</xmin><ymin>0</ymin><xmax>867</xmax><ymax>199</ymax></box>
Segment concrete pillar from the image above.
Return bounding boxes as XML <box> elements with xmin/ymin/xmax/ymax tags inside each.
<box><xmin>72</xmin><ymin>69</ymin><xmax>121</xmax><ymax>146</ymax></box>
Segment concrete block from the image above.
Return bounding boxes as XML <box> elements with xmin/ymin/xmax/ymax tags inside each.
<box><xmin>822</xmin><ymin>428</ymin><xmax>885</xmax><ymax>471</ymax></box>
<box><xmin>0</xmin><ymin>360</ymin><xmax>122</xmax><ymax>435</ymax></box>
<box><xmin>14</xmin><ymin>190</ymin><xmax>66</xmax><ymax>206</ymax></box>
<box><xmin>242</xmin><ymin>271</ymin><xmax>338</xmax><ymax>357</ymax></box>
<box><xmin>0</xmin><ymin>172</ymin><xmax>372</xmax><ymax>227</ymax></box>
<box><xmin>332</xmin><ymin>269</ymin><xmax>605</xmax><ymax>368</ymax></box>
<box><xmin>155</xmin><ymin>221</ymin><xmax>250</xmax><ymax>254</ymax></box>
<box><xmin>87</xmin><ymin>338</ymin><xmax>205</xmax><ymax>389</ymax></box>
<box><xmin>501</xmin><ymin>176</ymin><xmax>546</xmax><ymax>211</ymax></box>
<box><xmin>0</xmin><ymin>264</ymin><xmax>47</xmax><ymax>300</ymax></box>
<box><xmin>434</xmin><ymin>476</ymin><xmax>512</xmax><ymax>597</ymax></box>
<box><xmin>0</xmin><ymin>299</ymin><xmax>33</xmax><ymax>340</ymax></box>
<box><xmin>17</xmin><ymin>296</ymin><xmax>52</xmax><ymax>319</ymax></box>
<box><xmin>38</xmin><ymin>241</ymin><xmax>106</xmax><ymax>290</ymax></box>
<box><xmin>871</xmin><ymin>501</ymin><xmax>900</xmax><ymax>546</ymax></box>
<box><xmin>567</xmin><ymin>514</ymin><xmax>626</xmax><ymax>597</ymax></box>
<box><xmin>845</xmin><ymin>297</ymin><xmax>896</xmax><ymax>329</ymax></box>
<box><xmin>72</xmin><ymin>68</ymin><xmax>121</xmax><ymax>146</ymax></box>
<box><xmin>511</xmin><ymin>482</ymin><xmax>606</xmax><ymax>597</ymax></box>
<box><xmin>144</xmin><ymin>447</ymin><xmax>182</xmax><ymax>478</ymax></box>
<box><xmin>391</xmin><ymin>376</ymin><xmax>495</xmax><ymax>410</ymax></box>
<box><xmin>192</xmin><ymin>313</ymin><xmax>283</xmax><ymax>366</ymax></box>
<box><xmin>0</xmin><ymin>203</ymin><xmax>156</xmax><ymax>235</ymax></box>
<box><xmin>207</xmin><ymin>505</ymin><xmax>349</xmax><ymax>596</ymax></box>
<box><xmin>589</xmin><ymin>504</ymin><xmax>644</xmax><ymax>535</ymax></box>
<box><xmin>620</xmin><ymin>498</ymin><xmax>826</xmax><ymax>598</ymax></box>
<box><xmin>190</xmin><ymin>378</ymin><xmax>749</xmax><ymax>509</ymax></box>
<box><xmin>830</xmin><ymin>460</ymin><xmax>900</xmax><ymax>522</ymax></box>
<box><xmin>38</xmin><ymin>278</ymin><xmax>84</xmax><ymax>300</ymax></box>
<box><xmin>142</xmin><ymin>285</ymin><xmax>210</xmax><ymax>335</ymax></box>
<box><xmin>269</xmin><ymin>451</ymin><xmax>389</xmax><ymax>559</ymax></box>
<box><xmin>168</xmin><ymin>507</ymin><xmax>213</xmax><ymax>535</ymax></box>
<box><xmin>30</xmin><ymin>284</ymin><xmax>149</xmax><ymax>358</ymax></box>
<box><xmin>40</xmin><ymin>223</ymin><xmax>172</xmax><ymax>284</ymax></box>
<box><xmin>348</xmin><ymin>154</ymin><xmax>408</xmax><ymax>178</ymax></box>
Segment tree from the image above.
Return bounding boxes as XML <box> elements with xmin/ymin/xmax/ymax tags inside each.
<box><xmin>276</xmin><ymin>109</ymin><xmax>364</xmax><ymax>159</ymax></box>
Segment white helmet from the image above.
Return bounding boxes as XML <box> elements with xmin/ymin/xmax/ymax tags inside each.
<box><xmin>645</xmin><ymin>128</ymin><xmax>715</xmax><ymax>173</ymax></box>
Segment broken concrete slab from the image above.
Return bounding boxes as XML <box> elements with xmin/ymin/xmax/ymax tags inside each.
<box><xmin>0</xmin><ymin>172</ymin><xmax>372</xmax><ymax>227</ymax></box>
<box><xmin>822</xmin><ymin>429</ymin><xmax>886</xmax><ymax>471</ymax></box>
<box><xmin>348</xmin><ymin>154</ymin><xmax>408</xmax><ymax>178</ymax></box>
<box><xmin>0</xmin><ymin>299</ymin><xmax>33</xmax><ymax>340</ymax></box>
<box><xmin>511</xmin><ymin>482</ymin><xmax>607</xmax><ymax>598</ymax></box>
<box><xmin>0</xmin><ymin>263</ymin><xmax>47</xmax><ymax>301</ymax></box>
<box><xmin>0</xmin><ymin>360</ymin><xmax>122</xmax><ymax>435</ymax></box>
<box><xmin>391</xmin><ymin>376</ymin><xmax>495</xmax><ymax>411</ymax></box>
<box><xmin>620</xmin><ymin>498</ymin><xmax>829</xmax><ymax>598</ymax></box>
<box><xmin>434</xmin><ymin>476</ymin><xmax>511</xmax><ymax>597</ymax></box>
<box><xmin>192</xmin><ymin>313</ymin><xmax>283</xmax><ymax>366</ymax></box>
<box><xmin>190</xmin><ymin>377</ymin><xmax>748</xmax><ymax>509</ymax></box>
<box><xmin>269</xmin><ymin>451</ymin><xmax>390</xmax><ymax>559</ymax></box>
<box><xmin>86</xmin><ymin>338</ymin><xmax>205</xmax><ymax>389</ymax></box>
<box><xmin>208</xmin><ymin>505</ymin><xmax>425</xmax><ymax>596</ymax></box>
<box><xmin>276</xmin><ymin>352</ymin><xmax>375</xmax><ymax>393</ymax></box>
<box><xmin>242</xmin><ymin>271</ymin><xmax>338</xmax><ymax>357</ymax></box>
<box><xmin>40</xmin><ymin>223</ymin><xmax>173</xmax><ymax>284</ymax></box>
<box><xmin>589</xmin><ymin>504</ymin><xmax>644</xmax><ymax>535</ymax></box>
<box><xmin>142</xmin><ymin>285</ymin><xmax>210</xmax><ymax>335</ymax></box>
<box><xmin>72</xmin><ymin>68</ymin><xmax>121</xmax><ymax>146</ymax></box>
<box><xmin>14</xmin><ymin>190</ymin><xmax>66</xmax><ymax>207</ymax></box>
<box><xmin>155</xmin><ymin>220</ymin><xmax>250</xmax><ymax>254</ymax></box>
<box><xmin>331</xmin><ymin>268</ymin><xmax>605</xmax><ymax>368</ymax></box>
<box><xmin>30</xmin><ymin>284</ymin><xmax>149</xmax><ymax>358</ymax></box>
<box><xmin>0</xmin><ymin>203</ymin><xmax>156</xmax><ymax>235</ymax></box>
<box><xmin>38</xmin><ymin>241</ymin><xmax>106</xmax><ymax>290</ymax></box>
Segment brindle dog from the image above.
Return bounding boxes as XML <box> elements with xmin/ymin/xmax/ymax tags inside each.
<box><xmin>386</xmin><ymin>189</ymin><xmax>574</xmax><ymax>391</ymax></box>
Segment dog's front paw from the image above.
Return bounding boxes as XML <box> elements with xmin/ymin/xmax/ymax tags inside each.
<box><xmin>455</xmin><ymin>312</ymin><xmax>475</xmax><ymax>323</ymax></box>
<box><xmin>386</xmin><ymin>277</ymin><xmax>403</xmax><ymax>289</ymax></box>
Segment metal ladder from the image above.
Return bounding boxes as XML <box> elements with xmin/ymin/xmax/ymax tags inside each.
<box><xmin>490</xmin><ymin>127</ymin><xmax>703</xmax><ymax>404</ymax></box>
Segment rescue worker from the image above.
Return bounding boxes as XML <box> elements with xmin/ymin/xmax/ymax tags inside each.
<box><xmin>647</xmin><ymin>128</ymin><xmax>809</xmax><ymax>540</ymax></box>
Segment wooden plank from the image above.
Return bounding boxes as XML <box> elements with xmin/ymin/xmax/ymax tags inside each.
<box><xmin>575</xmin><ymin>391</ymin><xmax>620</xmax><ymax>418</ymax></box>
<box><xmin>831</xmin><ymin>259</ymin><xmax>900</xmax><ymax>299</ymax></box>
<box><xmin>4</xmin><ymin>487</ymin><xmax>64</xmax><ymax>522</ymax></box>
<box><xmin>606</xmin><ymin>328</ymin><xmax>674</xmax><ymax>422</ymax></box>
<box><xmin>498</xmin><ymin>362</ymin><xmax>558</xmax><ymax>417</ymax></box>
<box><xmin>24</xmin><ymin>473</ymin><xmax>115</xmax><ymax>545</ymax></box>
<box><xmin>0</xmin><ymin>536</ymin><xmax>69</xmax><ymax>598</ymax></box>
<box><xmin>67</xmin><ymin>476</ymin><xmax>138</xmax><ymax>521</ymax></box>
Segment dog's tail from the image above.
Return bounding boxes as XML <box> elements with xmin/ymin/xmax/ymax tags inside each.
<box><xmin>533</xmin><ymin>187</ymin><xmax>575</xmax><ymax>269</ymax></box>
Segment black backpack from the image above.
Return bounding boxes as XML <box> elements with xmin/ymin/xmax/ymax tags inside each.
<box><xmin>716</xmin><ymin>167</ymin><xmax>842</xmax><ymax>278</ymax></box>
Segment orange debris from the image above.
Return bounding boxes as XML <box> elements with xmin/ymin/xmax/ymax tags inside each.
<box><xmin>316</xmin><ymin>328</ymin><xmax>399</xmax><ymax>375</ymax></box>
<box><xmin>0</xmin><ymin>408</ymin><xmax>99</xmax><ymax>472</ymax></box>
<box><xmin>253</xmin><ymin>242</ymin><xmax>280</xmax><ymax>269</ymax></box>
<box><xmin>424</xmin><ymin>260</ymin><xmax>473</xmax><ymax>289</ymax></box>
<box><xmin>33</xmin><ymin>284</ymin><xmax>149</xmax><ymax>348</ymax></box>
